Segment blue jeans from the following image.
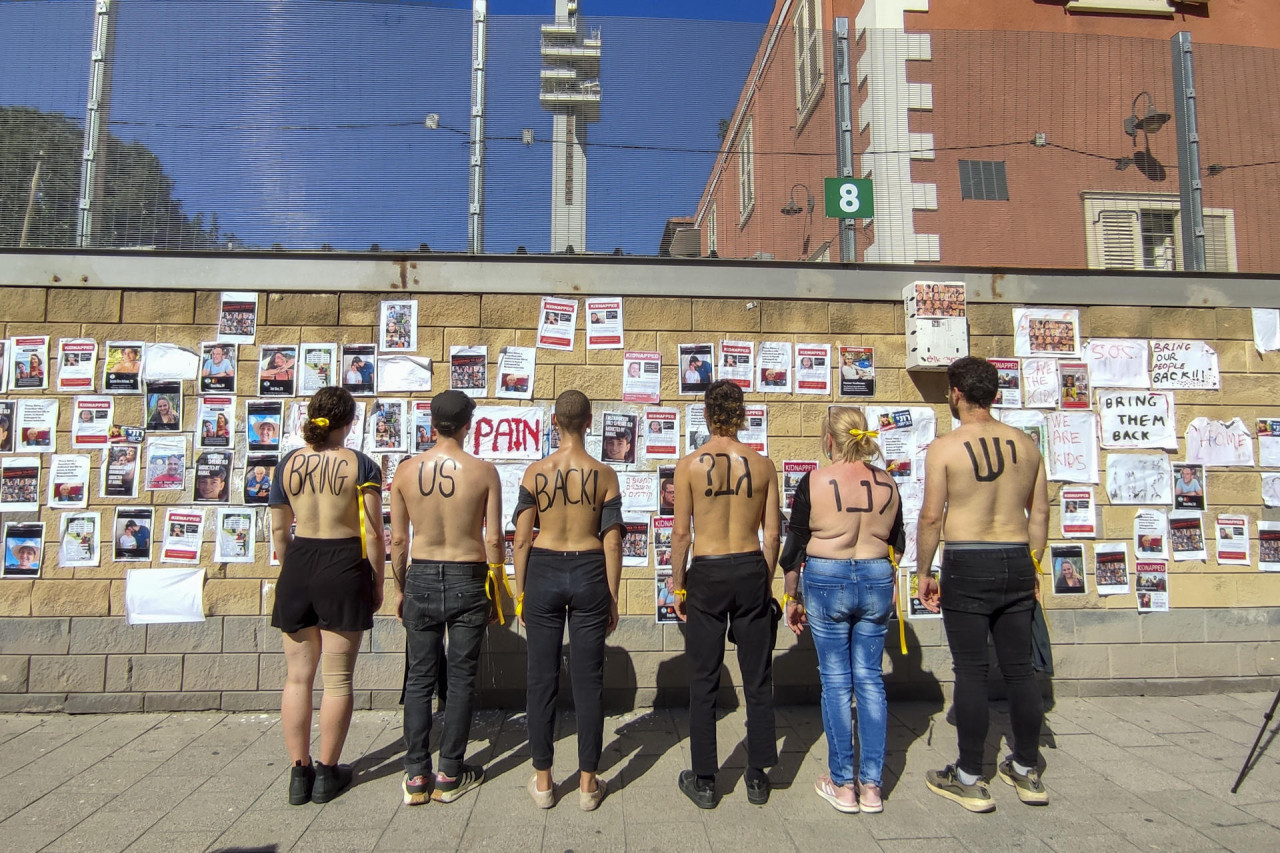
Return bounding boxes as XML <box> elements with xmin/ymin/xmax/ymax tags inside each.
<box><xmin>803</xmin><ymin>556</ymin><xmax>895</xmax><ymax>787</ymax></box>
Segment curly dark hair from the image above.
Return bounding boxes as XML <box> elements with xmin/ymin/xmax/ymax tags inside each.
<box><xmin>301</xmin><ymin>386</ymin><xmax>357</xmax><ymax>446</ymax></box>
<box><xmin>704</xmin><ymin>379</ymin><xmax>745</xmax><ymax>436</ymax></box>
<box><xmin>947</xmin><ymin>356</ymin><xmax>999</xmax><ymax>408</ymax></box>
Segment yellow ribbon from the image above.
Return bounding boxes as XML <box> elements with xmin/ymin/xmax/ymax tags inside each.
<box><xmin>484</xmin><ymin>571</ymin><xmax>505</xmax><ymax>626</ymax></box>
<box><xmin>673</xmin><ymin>588</ymin><xmax>687</xmax><ymax>603</ymax></box>
<box><xmin>889</xmin><ymin>546</ymin><xmax>907</xmax><ymax>656</ymax></box>
<box><xmin>490</xmin><ymin>563</ymin><xmax>514</xmax><ymax>599</ymax></box>
<box><xmin>311</xmin><ymin>417</ymin><xmax>329</xmax><ymax>427</ymax></box>
<box><xmin>515</xmin><ymin>592</ymin><xmax>525</xmax><ymax>619</ymax></box>
<box><xmin>848</xmin><ymin>428</ymin><xmax>880</xmax><ymax>440</ymax></box>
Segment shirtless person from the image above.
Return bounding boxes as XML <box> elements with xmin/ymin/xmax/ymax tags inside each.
<box><xmin>671</xmin><ymin>380</ymin><xmax>781</xmax><ymax>808</ymax></box>
<box><xmin>513</xmin><ymin>390</ymin><xmax>623</xmax><ymax>811</ymax></box>
<box><xmin>916</xmin><ymin>357</ymin><xmax>1050</xmax><ymax>812</ymax></box>
<box><xmin>390</xmin><ymin>389</ymin><xmax>503</xmax><ymax>807</ymax></box>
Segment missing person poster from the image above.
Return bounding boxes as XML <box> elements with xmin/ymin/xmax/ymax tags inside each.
<box><xmin>1093</xmin><ymin>543</ymin><xmax>1130</xmax><ymax>596</ymax></box>
<box><xmin>57</xmin><ymin>339</ymin><xmax>98</xmax><ymax>392</ymax></box>
<box><xmin>903</xmin><ymin>568</ymin><xmax>943</xmax><ymax>620</ymax></box>
<box><xmin>1057</xmin><ymin>361</ymin><xmax>1090</xmax><ymax>410</ymax></box>
<box><xmin>411</xmin><ymin>401</ymin><xmax>437</xmax><ymax>452</ymax></box>
<box><xmin>71</xmin><ymin>396</ymin><xmax>114</xmax><ymax>448</ymax></box>
<box><xmin>0</xmin><ymin>400</ymin><xmax>12</xmax><ymax>453</ymax></box>
<box><xmin>16</xmin><ymin>399</ymin><xmax>57</xmax><ymax>453</ymax></box>
<box><xmin>719</xmin><ymin>340</ymin><xmax>755</xmax><ymax>391</ymax></box>
<box><xmin>655</xmin><ymin>569</ymin><xmax>678</xmax><ymax>623</ymax></box>
<box><xmin>838</xmin><ymin>347</ymin><xmax>876</xmax><ymax>397</ymax></box>
<box><xmin>144</xmin><ymin>382</ymin><xmax>182</xmax><ymax>432</ymax></box>
<box><xmin>200</xmin><ymin>343</ymin><xmax>237</xmax><ymax>393</ymax></box>
<box><xmin>686</xmin><ymin>403</ymin><xmax>709</xmax><ymax>452</ymax></box>
<box><xmin>244</xmin><ymin>454</ymin><xmax>276</xmax><ymax>504</ymax></box>
<box><xmin>795</xmin><ymin>344</ymin><xmax>832</xmax><ymax>395</ymax></box>
<box><xmin>193</xmin><ymin>451</ymin><xmax>232</xmax><ymax>504</ymax></box>
<box><xmin>652</xmin><ymin>515</ymin><xmax>674</xmax><ymax>569</ymax></box>
<box><xmin>1172</xmin><ymin>462</ymin><xmax>1206</xmax><ymax>510</ymax></box>
<box><xmin>2</xmin><ymin>522</ymin><xmax>44</xmax><ymax>578</ymax></box>
<box><xmin>739</xmin><ymin>404</ymin><xmax>768</xmax><ymax>454</ymax></box>
<box><xmin>196</xmin><ymin>396</ymin><xmax>236</xmax><ymax>450</ymax></box>
<box><xmin>783</xmin><ymin>461</ymin><xmax>818</xmax><ymax>512</ymax></box>
<box><xmin>246</xmin><ymin>400</ymin><xmax>283</xmax><ymax>452</ymax></box>
<box><xmin>602</xmin><ymin>412</ymin><xmax>638</xmax><ymax>465</ymax></box>
<box><xmin>299</xmin><ymin>343</ymin><xmax>337</xmax><ymax>394</ymax></box>
<box><xmin>585</xmin><ymin>298</ymin><xmax>623</xmax><ymax>349</ymax></box>
<box><xmin>258</xmin><ymin>346</ymin><xmax>298</xmax><ymax>397</ymax></box>
<box><xmin>1060</xmin><ymin>487</ymin><xmax>1096</xmax><ymax>538</ymax></box>
<box><xmin>678</xmin><ymin>343</ymin><xmax>714</xmax><ymax>395</ymax></box>
<box><xmin>1050</xmin><ymin>544</ymin><xmax>1087</xmax><ymax>595</ymax></box>
<box><xmin>537</xmin><ymin>297</ymin><xmax>579</xmax><ymax>351</ymax></box>
<box><xmin>1170</xmin><ymin>511</ymin><xmax>1208</xmax><ymax>562</ymax></box>
<box><xmin>622</xmin><ymin>351</ymin><xmax>661</xmax><ymax>404</ymax></box>
<box><xmin>757</xmin><ymin>341</ymin><xmax>792</xmax><ymax>393</ymax></box>
<box><xmin>215</xmin><ymin>508</ymin><xmax>256</xmax><ymax>563</ymax></box>
<box><xmin>341</xmin><ymin>343</ymin><xmax>378</xmax><ymax>396</ymax></box>
<box><xmin>658</xmin><ymin>466</ymin><xmax>675</xmax><ymax>516</ymax></box>
<box><xmin>1215</xmin><ymin>514</ymin><xmax>1251</xmax><ymax>565</ymax></box>
<box><xmin>1136</xmin><ymin>561</ymin><xmax>1169</xmax><ymax>612</ymax></box>
<box><xmin>1258</xmin><ymin>521</ymin><xmax>1280</xmax><ymax>572</ymax></box>
<box><xmin>8</xmin><ymin>336</ymin><xmax>49</xmax><ymax>391</ymax></box>
<box><xmin>103</xmin><ymin>342</ymin><xmax>144</xmax><ymax>394</ymax></box>
<box><xmin>113</xmin><ymin>507</ymin><xmax>154</xmax><ymax>562</ymax></box>
<box><xmin>991</xmin><ymin>358</ymin><xmax>1021</xmax><ymax>408</ymax></box>
<box><xmin>495</xmin><ymin>347</ymin><xmax>535</xmax><ymax>401</ymax></box>
<box><xmin>0</xmin><ymin>457</ymin><xmax>40</xmax><ymax>511</ymax></box>
<box><xmin>642</xmin><ymin>408</ymin><xmax>680</xmax><ymax>459</ymax></box>
<box><xmin>59</xmin><ymin>512</ymin><xmax>101</xmax><ymax>569</ymax></box>
<box><xmin>217</xmin><ymin>291</ymin><xmax>258</xmax><ymax>344</ymax></box>
<box><xmin>145</xmin><ymin>436</ymin><xmax>187</xmax><ymax>492</ymax></box>
<box><xmin>622</xmin><ymin>515</ymin><xmax>650</xmax><ymax>568</ymax></box>
<box><xmin>368</xmin><ymin>400</ymin><xmax>407</xmax><ymax>453</ymax></box>
<box><xmin>1134</xmin><ymin>509</ymin><xmax>1169</xmax><ymax>560</ymax></box>
<box><xmin>379</xmin><ymin>300</ymin><xmax>418</xmax><ymax>352</ymax></box>
<box><xmin>449</xmin><ymin>346</ymin><xmax>487</xmax><ymax>398</ymax></box>
<box><xmin>47</xmin><ymin>454</ymin><xmax>90</xmax><ymax>510</ymax></box>
<box><xmin>100</xmin><ymin>445</ymin><xmax>140</xmax><ymax>499</ymax></box>
<box><xmin>160</xmin><ymin>508</ymin><xmax>205</xmax><ymax>564</ymax></box>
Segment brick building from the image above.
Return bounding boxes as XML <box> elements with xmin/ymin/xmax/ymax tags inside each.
<box><xmin>692</xmin><ymin>1</ymin><xmax>1280</xmax><ymax>271</ymax></box>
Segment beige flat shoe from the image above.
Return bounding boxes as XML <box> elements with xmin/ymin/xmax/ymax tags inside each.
<box><xmin>528</xmin><ymin>775</ymin><xmax>554</xmax><ymax>809</ymax></box>
<box><xmin>579</xmin><ymin>777</ymin><xmax>607</xmax><ymax>811</ymax></box>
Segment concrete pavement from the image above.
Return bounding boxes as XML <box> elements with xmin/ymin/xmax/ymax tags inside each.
<box><xmin>0</xmin><ymin>691</ymin><xmax>1278</xmax><ymax>852</ymax></box>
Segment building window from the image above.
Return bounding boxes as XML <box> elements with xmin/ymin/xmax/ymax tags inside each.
<box><xmin>958</xmin><ymin>160</ymin><xmax>1009</xmax><ymax>201</ymax></box>
<box><xmin>707</xmin><ymin>202</ymin><xmax>718</xmax><ymax>255</ymax></box>
<box><xmin>1065</xmin><ymin>1</ymin><xmax>1176</xmax><ymax>17</ymax></box>
<box><xmin>738</xmin><ymin>117</ymin><xmax>755</xmax><ymax>223</ymax></box>
<box><xmin>1083</xmin><ymin>192</ymin><xmax>1237</xmax><ymax>272</ymax></box>
<box><xmin>794</xmin><ymin>0</ymin><xmax>824</xmax><ymax>126</ymax></box>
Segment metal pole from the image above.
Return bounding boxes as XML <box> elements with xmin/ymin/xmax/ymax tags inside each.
<box><xmin>77</xmin><ymin>0</ymin><xmax>115</xmax><ymax>248</ymax></box>
<box><xmin>20</xmin><ymin>153</ymin><xmax>44</xmax><ymax>248</ymax></box>
<box><xmin>1171</xmin><ymin>31</ymin><xmax>1205</xmax><ymax>272</ymax></box>
<box><xmin>834</xmin><ymin>18</ymin><xmax>855</xmax><ymax>263</ymax></box>
<box><xmin>468</xmin><ymin>0</ymin><xmax>487</xmax><ymax>255</ymax></box>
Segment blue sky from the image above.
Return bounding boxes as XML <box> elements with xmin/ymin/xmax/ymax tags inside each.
<box><xmin>0</xmin><ymin>0</ymin><xmax>779</xmax><ymax>253</ymax></box>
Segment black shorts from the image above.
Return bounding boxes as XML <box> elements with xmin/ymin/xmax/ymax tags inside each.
<box><xmin>272</xmin><ymin>536</ymin><xmax>376</xmax><ymax>633</ymax></box>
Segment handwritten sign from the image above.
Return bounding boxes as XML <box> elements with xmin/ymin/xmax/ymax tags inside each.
<box><xmin>1021</xmin><ymin>358</ymin><xmax>1058</xmax><ymax>408</ymax></box>
<box><xmin>1047</xmin><ymin>411</ymin><xmax>1098</xmax><ymax>484</ymax></box>
<box><xmin>469</xmin><ymin>406</ymin><xmax>545</xmax><ymax>461</ymax></box>
<box><xmin>1083</xmin><ymin>338</ymin><xmax>1149</xmax><ymax>389</ymax></box>
<box><xmin>620</xmin><ymin>472</ymin><xmax>657</xmax><ymax>513</ymax></box>
<box><xmin>1150</xmin><ymin>340</ymin><xmax>1219</xmax><ymax>390</ymax></box>
<box><xmin>1097</xmin><ymin>391</ymin><xmax>1177</xmax><ymax>450</ymax></box>
<box><xmin>1185</xmin><ymin>417</ymin><xmax>1255</xmax><ymax>468</ymax></box>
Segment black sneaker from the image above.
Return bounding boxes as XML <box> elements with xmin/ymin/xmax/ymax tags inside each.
<box><xmin>678</xmin><ymin>770</ymin><xmax>716</xmax><ymax>810</ymax></box>
<box><xmin>432</xmin><ymin>764</ymin><xmax>484</xmax><ymax>803</ymax></box>
<box><xmin>288</xmin><ymin>760</ymin><xmax>315</xmax><ymax>806</ymax></box>
<box><xmin>924</xmin><ymin>765</ymin><xmax>995</xmax><ymax>813</ymax></box>
<box><xmin>744</xmin><ymin>770</ymin><xmax>771</xmax><ymax>805</ymax></box>
<box><xmin>997</xmin><ymin>760</ymin><xmax>1049</xmax><ymax>805</ymax></box>
<box><xmin>312</xmin><ymin>762</ymin><xmax>353</xmax><ymax>804</ymax></box>
<box><xmin>403</xmin><ymin>772</ymin><xmax>432</xmax><ymax>806</ymax></box>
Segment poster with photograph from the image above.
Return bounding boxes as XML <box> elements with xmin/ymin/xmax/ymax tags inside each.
<box><xmin>1082</xmin><ymin>338</ymin><xmax>1149</xmax><ymax>389</ymax></box>
<box><xmin>537</xmin><ymin>297</ymin><xmax>579</xmax><ymax>351</ymax></box>
<box><xmin>783</xmin><ymin>461</ymin><xmax>818</xmax><ymax>512</ymax></box>
<box><xmin>1046</xmin><ymin>411</ymin><xmax>1098</xmax><ymax>484</ymax></box>
<box><xmin>1060</xmin><ymin>487</ymin><xmax>1097</xmax><ymax>538</ymax></box>
<box><xmin>739</xmin><ymin>404</ymin><xmax>768</xmax><ymax>454</ymax></box>
<box><xmin>1105</xmin><ymin>453</ymin><xmax>1172</xmax><ymax>505</ymax></box>
<box><xmin>368</xmin><ymin>399</ymin><xmax>407</xmax><ymax>453</ymax></box>
<box><xmin>160</xmin><ymin>508</ymin><xmax>205</xmax><ymax>564</ymax></box>
<box><xmin>1014</xmin><ymin>307</ymin><xmax>1080</xmax><ymax>358</ymax></box>
<box><xmin>686</xmin><ymin>403</ymin><xmax>709</xmax><ymax>452</ymax></box>
<box><xmin>257</xmin><ymin>346</ymin><xmax>297</xmax><ymax>396</ymax></box>
<box><xmin>655</xmin><ymin>569</ymin><xmax>679</xmax><ymax>623</ymax></box>
<box><xmin>1050</xmin><ymin>544</ymin><xmax>1087</xmax><ymax>595</ymax></box>
<box><xmin>622</xmin><ymin>351</ymin><xmax>661</xmax><ymax>404</ymax></box>
<box><xmin>652</xmin><ymin>515</ymin><xmax>674</xmax><ymax>567</ymax></box>
<box><xmin>795</xmin><ymin>344</ymin><xmax>832</xmax><ymax>395</ymax></box>
<box><xmin>8</xmin><ymin>336</ymin><xmax>49</xmax><ymax>391</ymax></box>
<box><xmin>465</xmin><ymin>406</ymin><xmax>545</xmax><ymax>461</ymax></box>
<box><xmin>0</xmin><ymin>457</ymin><xmax>39</xmax><ymax>511</ymax></box>
<box><xmin>244</xmin><ymin>454</ymin><xmax>276</xmax><ymax>504</ymax></box>
<box><xmin>642</xmin><ymin>408</ymin><xmax>679</xmax><ymax>459</ymax></box>
<box><xmin>195</xmin><ymin>396</ymin><xmax>235</xmax><ymax>450</ymax></box>
<box><xmin>16</xmin><ymin>399</ymin><xmax>57</xmax><ymax>453</ymax></box>
<box><xmin>1093</xmin><ymin>543</ymin><xmax>1130</xmax><ymax>596</ymax></box>
<box><xmin>449</xmin><ymin>346</ymin><xmax>487</xmax><ymax>398</ymax></box>
<box><xmin>59</xmin><ymin>512</ymin><xmax>100</xmax><ymax>568</ymax></box>
<box><xmin>56</xmin><ymin>338</ymin><xmax>97</xmax><ymax>392</ymax></box>
<box><xmin>1097</xmin><ymin>391</ymin><xmax>1177</xmax><ymax>450</ymax></box>
<box><xmin>602</xmin><ymin>412</ymin><xmax>638</xmax><ymax>465</ymax></box>
<box><xmin>103</xmin><ymin>342</ymin><xmax>144</xmax><ymax>394</ymax></box>
<box><xmin>246</xmin><ymin>400</ymin><xmax>283</xmax><ymax>452</ymax></box>
<box><xmin>378</xmin><ymin>355</ymin><xmax>433</xmax><ymax>393</ymax></box>
<box><xmin>1265</xmin><ymin>473</ymin><xmax>1280</xmax><ymax>509</ymax></box>
<box><xmin>1170</xmin><ymin>511</ymin><xmax>1208</xmax><ymax>562</ymax></box>
<box><xmin>719</xmin><ymin>340</ymin><xmax>755</xmax><ymax>391</ymax></box>
<box><xmin>298</xmin><ymin>343</ymin><xmax>337</xmax><ymax>395</ymax></box>
<box><xmin>1257</xmin><ymin>419</ymin><xmax>1280</xmax><ymax>468</ymax></box>
<box><xmin>71</xmin><ymin>396</ymin><xmax>113</xmax><ymax>449</ymax></box>
<box><xmin>1021</xmin><ymin>358</ymin><xmax>1059</xmax><ymax>409</ymax></box>
<box><xmin>1150</xmin><ymin>340</ymin><xmax>1220</xmax><ymax>390</ymax></box>
<box><xmin>1215</xmin><ymin>514</ymin><xmax>1251</xmax><ymax>565</ymax></box>
<box><xmin>217</xmin><ymin>291</ymin><xmax>258</xmax><ymax>344</ymax></box>
<box><xmin>585</xmin><ymin>298</ymin><xmax>623</xmax><ymax>349</ymax></box>
<box><xmin>658</xmin><ymin>466</ymin><xmax>676</xmax><ymax>516</ymax></box>
<box><xmin>379</xmin><ymin>300</ymin><xmax>417</xmax><ymax>352</ymax></box>
<box><xmin>214</xmin><ymin>508</ymin><xmax>256</xmax><ymax>563</ymax></box>
<box><xmin>145</xmin><ymin>436</ymin><xmax>187</xmax><ymax>492</ymax></box>
<box><xmin>1172</xmin><ymin>462</ymin><xmax>1206</xmax><ymax>510</ymax></box>
<box><xmin>341</xmin><ymin>343</ymin><xmax>378</xmax><ymax>396</ymax></box>
<box><xmin>903</xmin><ymin>568</ymin><xmax>943</xmax><ymax>620</ymax></box>
<box><xmin>113</xmin><ymin>507</ymin><xmax>154</xmax><ymax>562</ymax></box>
<box><xmin>411</xmin><ymin>401</ymin><xmax>437</xmax><ymax>452</ymax></box>
<box><xmin>1185</xmin><ymin>418</ymin><xmax>1255</xmax><ymax>468</ymax></box>
<box><xmin>838</xmin><ymin>347</ymin><xmax>876</xmax><ymax>397</ymax></box>
<box><xmin>1057</xmin><ymin>361</ymin><xmax>1090</xmax><ymax>410</ymax></box>
<box><xmin>199</xmin><ymin>343</ymin><xmax>236</xmax><ymax>393</ymax></box>
<box><xmin>619</xmin><ymin>472</ymin><xmax>657</xmax><ymax>513</ymax></box>
<box><xmin>866</xmin><ymin>406</ymin><xmax>937</xmax><ymax>485</ymax></box>
<box><xmin>495</xmin><ymin>347</ymin><xmax>535</xmax><ymax>400</ymax></box>
<box><xmin>1134</xmin><ymin>509</ymin><xmax>1169</xmax><ymax>560</ymax></box>
<box><xmin>0</xmin><ymin>400</ymin><xmax>12</xmax><ymax>453</ymax></box>
<box><xmin>193</xmin><ymin>451</ymin><xmax>232</xmax><ymax>504</ymax></box>
<box><xmin>1258</xmin><ymin>521</ymin><xmax>1280</xmax><ymax>572</ymax></box>
<box><xmin>2</xmin><ymin>522</ymin><xmax>44</xmax><ymax>578</ymax></box>
<box><xmin>144</xmin><ymin>381</ymin><xmax>181</xmax><ymax>432</ymax></box>
<box><xmin>678</xmin><ymin>343</ymin><xmax>714</xmax><ymax>395</ymax></box>
<box><xmin>1136</xmin><ymin>561</ymin><xmax>1169</xmax><ymax>612</ymax></box>
<box><xmin>991</xmin><ymin>358</ymin><xmax>1021</xmax><ymax>408</ymax></box>
<box><xmin>100</xmin><ymin>445</ymin><xmax>140</xmax><ymax>499</ymax></box>
<box><xmin>47</xmin><ymin>454</ymin><xmax>89</xmax><ymax>509</ymax></box>
<box><xmin>622</xmin><ymin>516</ymin><xmax>649</xmax><ymax>567</ymax></box>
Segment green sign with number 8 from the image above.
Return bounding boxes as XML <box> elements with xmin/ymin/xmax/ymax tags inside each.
<box><xmin>824</xmin><ymin>178</ymin><xmax>874</xmax><ymax>218</ymax></box>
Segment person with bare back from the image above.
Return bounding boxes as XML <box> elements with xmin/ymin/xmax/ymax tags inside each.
<box><xmin>671</xmin><ymin>380</ymin><xmax>781</xmax><ymax>809</ymax></box>
<box><xmin>513</xmin><ymin>390</ymin><xmax>624</xmax><ymax>812</ymax></box>
<box><xmin>916</xmin><ymin>357</ymin><xmax>1050</xmax><ymax>813</ymax></box>
<box><xmin>390</xmin><ymin>390</ymin><xmax>503</xmax><ymax>807</ymax></box>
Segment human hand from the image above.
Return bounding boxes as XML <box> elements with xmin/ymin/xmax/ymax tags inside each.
<box><xmin>674</xmin><ymin>595</ymin><xmax>688</xmax><ymax>623</ymax></box>
<box><xmin>918</xmin><ymin>574</ymin><xmax>941</xmax><ymax>613</ymax></box>
<box><xmin>785</xmin><ymin>600</ymin><xmax>807</xmax><ymax>636</ymax></box>
<box><xmin>607</xmin><ymin>598</ymin><xmax>619</xmax><ymax>635</ymax></box>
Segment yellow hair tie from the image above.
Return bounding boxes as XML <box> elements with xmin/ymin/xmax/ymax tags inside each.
<box><xmin>311</xmin><ymin>417</ymin><xmax>330</xmax><ymax>427</ymax></box>
<box><xmin>848</xmin><ymin>428</ymin><xmax>879</xmax><ymax>440</ymax></box>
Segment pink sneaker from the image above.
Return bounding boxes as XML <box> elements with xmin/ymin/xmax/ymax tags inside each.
<box><xmin>858</xmin><ymin>782</ymin><xmax>883</xmax><ymax>813</ymax></box>
<box><xmin>814</xmin><ymin>775</ymin><xmax>859</xmax><ymax>814</ymax></box>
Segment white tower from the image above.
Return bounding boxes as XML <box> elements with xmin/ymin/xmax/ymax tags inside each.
<box><xmin>540</xmin><ymin>0</ymin><xmax>601</xmax><ymax>253</ymax></box>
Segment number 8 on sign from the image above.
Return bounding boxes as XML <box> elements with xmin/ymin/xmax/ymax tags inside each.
<box><xmin>824</xmin><ymin>177</ymin><xmax>874</xmax><ymax>219</ymax></box>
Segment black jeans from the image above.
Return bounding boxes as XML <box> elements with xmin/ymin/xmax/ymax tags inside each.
<box><xmin>524</xmin><ymin>548</ymin><xmax>612</xmax><ymax>773</ymax></box>
<box><xmin>940</xmin><ymin>547</ymin><xmax>1043</xmax><ymax>776</ymax></box>
<box><xmin>401</xmin><ymin>560</ymin><xmax>490</xmax><ymax>778</ymax></box>
<box><xmin>686</xmin><ymin>552</ymin><xmax>777</xmax><ymax>778</ymax></box>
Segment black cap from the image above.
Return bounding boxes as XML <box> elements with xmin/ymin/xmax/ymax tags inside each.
<box><xmin>431</xmin><ymin>390</ymin><xmax>476</xmax><ymax>434</ymax></box>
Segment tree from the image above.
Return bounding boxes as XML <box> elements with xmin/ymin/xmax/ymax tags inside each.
<box><xmin>0</xmin><ymin>105</ymin><xmax>235</xmax><ymax>249</ymax></box>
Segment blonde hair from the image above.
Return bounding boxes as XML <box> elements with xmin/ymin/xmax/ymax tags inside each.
<box><xmin>824</xmin><ymin>407</ymin><xmax>881</xmax><ymax>464</ymax></box>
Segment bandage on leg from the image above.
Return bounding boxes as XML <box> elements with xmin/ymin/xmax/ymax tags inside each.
<box><xmin>320</xmin><ymin>649</ymin><xmax>359</xmax><ymax>697</ymax></box>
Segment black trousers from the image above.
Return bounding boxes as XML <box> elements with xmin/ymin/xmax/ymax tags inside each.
<box><xmin>940</xmin><ymin>547</ymin><xmax>1043</xmax><ymax>776</ymax></box>
<box><xmin>685</xmin><ymin>551</ymin><xmax>777</xmax><ymax>778</ymax></box>
<box><xmin>524</xmin><ymin>548</ymin><xmax>612</xmax><ymax>773</ymax></box>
